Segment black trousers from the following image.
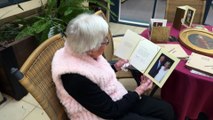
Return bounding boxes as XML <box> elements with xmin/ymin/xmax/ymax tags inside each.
<box><xmin>115</xmin><ymin>95</ymin><xmax>175</xmax><ymax>120</ymax></box>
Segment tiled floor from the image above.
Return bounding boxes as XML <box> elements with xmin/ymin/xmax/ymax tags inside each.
<box><xmin>0</xmin><ymin>22</ymin><xmax>146</xmax><ymax>120</ymax></box>
<box><xmin>0</xmin><ymin>94</ymin><xmax>49</xmax><ymax>120</ymax></box>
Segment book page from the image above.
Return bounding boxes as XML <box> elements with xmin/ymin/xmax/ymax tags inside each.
<box><xmin>114</xmin><ymin>30</ymin><xmax>141</xmax><ymax>59</ymax></box>
<box><xmin>186</xmin><ymin>52</ymin><xmax>213</xmax><ymax>75</ymax></box>
<box><xmin>190</xmin><ymin>69</ymin><xmax>213</xmax><ymax>78</ymax></box>
<box><xmin>129</xmin><ymin>39</ymin><xmax>161</xmax><ymax>73</ymax></box>
<box><xmin>157</xmin><ymin>44</ymin><xmax>189</xmax><ymax>59</ymax></box>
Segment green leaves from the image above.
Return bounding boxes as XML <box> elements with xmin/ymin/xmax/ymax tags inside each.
<box><xmin>32</xmin><ymin>19</ymin><xmax>51</xmax><ymax>34</ymax></box>
<box><xmin>16</xmin><ymin>18</ymin><xmax>51</xmax><ymax>41</ymax></box>
<box><xmin>15</xmin><ymin>26</ymin><xmax>35</xmax><ymax>40</ymax></box>
<box><xmin>64</xmin><ymin>7</ymin><xmax>73</xmax><ymax>16</ymax></box>
<box><xmin>15</xmin><ymin>0</ymin><xmax>114</xmax><ymax>43</ymax></box>
<box><xmin>0</xmin><ymin>23</ymin><xmax>21</xmax><ymax>42</ymax></box>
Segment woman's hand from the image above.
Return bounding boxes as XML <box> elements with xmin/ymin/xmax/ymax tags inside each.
<box><xmin>135</xmin><ymin>75</ymin><xmax>153</xmax><ymax>96</ymax></box>
<box><xmin>114</xmin><ymin>59</ymin><xmax>129</xmax><ymax>71</ymax></box>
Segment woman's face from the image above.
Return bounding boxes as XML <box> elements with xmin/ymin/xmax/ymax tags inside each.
<box><xmin>88</xmin><ymin>45</ymin><xmax>106</xmax><ymax>59</ymax></box>
<box><xmin>88</xmin><ymin>37</ymin><xmax>109</xmax><ymax>59</ymax></box>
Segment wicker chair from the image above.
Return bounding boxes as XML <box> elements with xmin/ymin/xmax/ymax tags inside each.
<box><xmin>11</xmin><ymin>34</ymin><xmax>68</xmax><ymax>120</ymax></box>
<box><xmin>11</xmin><ymin>11</ymin><xmax>143</xmax><ymax>120</ymax></box>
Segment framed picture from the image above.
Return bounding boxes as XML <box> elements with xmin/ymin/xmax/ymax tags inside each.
<box><xmin>149</xmin><ymin>19</ymin><xmax>168</xmax><ymax>43</ymax></box>
<box><xmin>179</xmin><ymin>28</ymin><xmax>213</xmax><ymax>57</ymax></box>
<box><xmin>150</xmin><ymin>18</ymin><xmax>167</xmax><ymax>29</ymax></box>
<box><xmin>182</xmin><ymin>6</ymin><xmax>196</xmax><ymax>27</ymax></box>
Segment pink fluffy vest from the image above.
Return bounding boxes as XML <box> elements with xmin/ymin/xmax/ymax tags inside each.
<box><xmin>51</xmin><ymin>47</ymin><xmax>128</xmax><ymax>120</ymax></box>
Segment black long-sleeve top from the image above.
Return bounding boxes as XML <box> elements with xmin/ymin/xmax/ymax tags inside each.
<box><xmin>61</xmin><ymin>66</ymin><xmax>140</xmax><ymax>119</ymax></box>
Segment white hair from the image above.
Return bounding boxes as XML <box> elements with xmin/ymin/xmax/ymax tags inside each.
<box><xmin>65</xmin><ymin>13</ymin><xmax>109</xmax><ymax>54</ymax></box>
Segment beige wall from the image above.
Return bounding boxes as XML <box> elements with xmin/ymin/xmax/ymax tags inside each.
<box><xmin>0</xmin><ymin>0</ymin><xmax>47</xmax><ymax>24</ymax></box>
<box><xmin>0</xmin><ymin>1</ymin><xmax>110</xmax><ymax>24</ymax></box>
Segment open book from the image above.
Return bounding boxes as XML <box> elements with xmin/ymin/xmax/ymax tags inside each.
<box><xmin>186</xmin><ymin>52</ymin><xmax>213</xmax><ymax>75</ymax></box>
<box><xmin>114</xmin><ymin>30</ymin><xmax>180</xmax><ymax>88</ymax></box>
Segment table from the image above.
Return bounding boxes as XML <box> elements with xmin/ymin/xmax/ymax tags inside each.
<box><xmin>141</xmin><ymin>24</ymin><xmax>213</xmax><ymax>120</ymax></box>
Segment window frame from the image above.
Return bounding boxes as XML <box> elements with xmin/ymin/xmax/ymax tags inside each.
<box><xmin>110</xmin><ymin>0</ymin><xmax>212</xmax><ymax>26</ymax></box>
<box><xmin>0</xmin><ymin>0</ymin><xmax>27</xmax><ymax>8</ymax></box>
<box><xmin>0</xmin><ymin>0</ymin><xmax>47</xmax><ymax>24</ymax></box>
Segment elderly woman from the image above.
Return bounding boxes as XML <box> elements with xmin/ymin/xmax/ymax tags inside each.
<box><xmin>51</xmin><ymin>13</ymin><xmax>175</xmax><ymax>120</ymax></box>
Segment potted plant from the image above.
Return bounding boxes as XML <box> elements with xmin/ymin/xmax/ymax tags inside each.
<box><xmin>17</xmin><ymin>0</ymin><xmax>115</xmax><ymax>43</ymax></box>
<box><xmin>0</xmin><ymin>22</ymin><xmax>23</xmax><ymax>47</ymax></box>
<box><xmin>0</xmin><ymin>4</ymin><xmax>26</xmax><ymax>46</ymax></box>
<box><xmin>0</xmin><ymin>4</ymin><xmax>38</xmax><ymax>100</ymax></box>
<box><xmin>0</xmin><ymin>21</ymin><xmax>37</xmax><ymax>100</ymax></box>
<box><xmin>0</xmin><ymin>3</ymin><xmax>39</xmax><ymax>68</ymax></box>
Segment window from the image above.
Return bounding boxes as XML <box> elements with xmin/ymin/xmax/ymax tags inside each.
<box><xmin>204</xmin><ymin>1</ymin><xmax>213</xmax><ymax>25</ymax></box>
<box><xmin>0</xmin><ymin>0</ymin><xmax>46</xmax><ymax>23</ymax></box>
<box><xmin>0</xmin><ymin>0</ymin><xmax>27</xmax><ymax>8</ymax></box>
<box><xmin>111</xmin><ymin>0</ymin><xmax>212</xmax><ymax>26</ymax></box>
<box><xmin>111</xmin><ymin>0</ymin><xmax>164</xmax><ymax>27</ymax></box>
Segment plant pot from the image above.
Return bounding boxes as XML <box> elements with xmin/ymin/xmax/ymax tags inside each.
<box><xmin>0</xmin><ymin>36</ymin><xmax>38</xmax><ymax>100</ymax></box>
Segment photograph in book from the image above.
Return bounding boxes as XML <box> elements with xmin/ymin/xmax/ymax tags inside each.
<box><xmin>114</xmin><ymin>30</ymin><xmax>180</xmax><ymax>88</ymax></box>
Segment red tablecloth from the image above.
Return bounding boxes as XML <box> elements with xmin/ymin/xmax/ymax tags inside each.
<box><xmin>141</xmin><ymin>24</ymin><xmax>213</xmax><ymax>120</ymax></box>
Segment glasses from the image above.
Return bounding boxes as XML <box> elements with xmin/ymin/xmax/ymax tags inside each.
<box><xmin>101</xmin><ymin>37</ymin><xmax>110</xmax><ymax>45</ymax></box>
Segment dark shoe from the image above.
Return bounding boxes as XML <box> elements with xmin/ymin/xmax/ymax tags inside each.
<box><xmin>198</xmin><ymin>112</ymin><xmax>208</xmax><ymax>120</ymax></box>
<box><xmin>185</xmin><ymin>116</ymin><xmax>190</xmax><ymax>120</ymax></box>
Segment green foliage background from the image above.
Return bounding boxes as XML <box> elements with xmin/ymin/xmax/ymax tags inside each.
<box><xmin>16</xmin><ymin>0</ymin><xmax>114</xmax><ymax>44</ymax></box>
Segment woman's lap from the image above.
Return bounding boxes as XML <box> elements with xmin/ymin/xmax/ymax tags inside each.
<box><xmin>115</xmin><ymin>112</ymin><xmax>161</xmax><ymax>120</ymax></box>
<box><xmin>134</xmin><ymin>95</ymin><xmax>174</xmax><ymax>120</ymax></box>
